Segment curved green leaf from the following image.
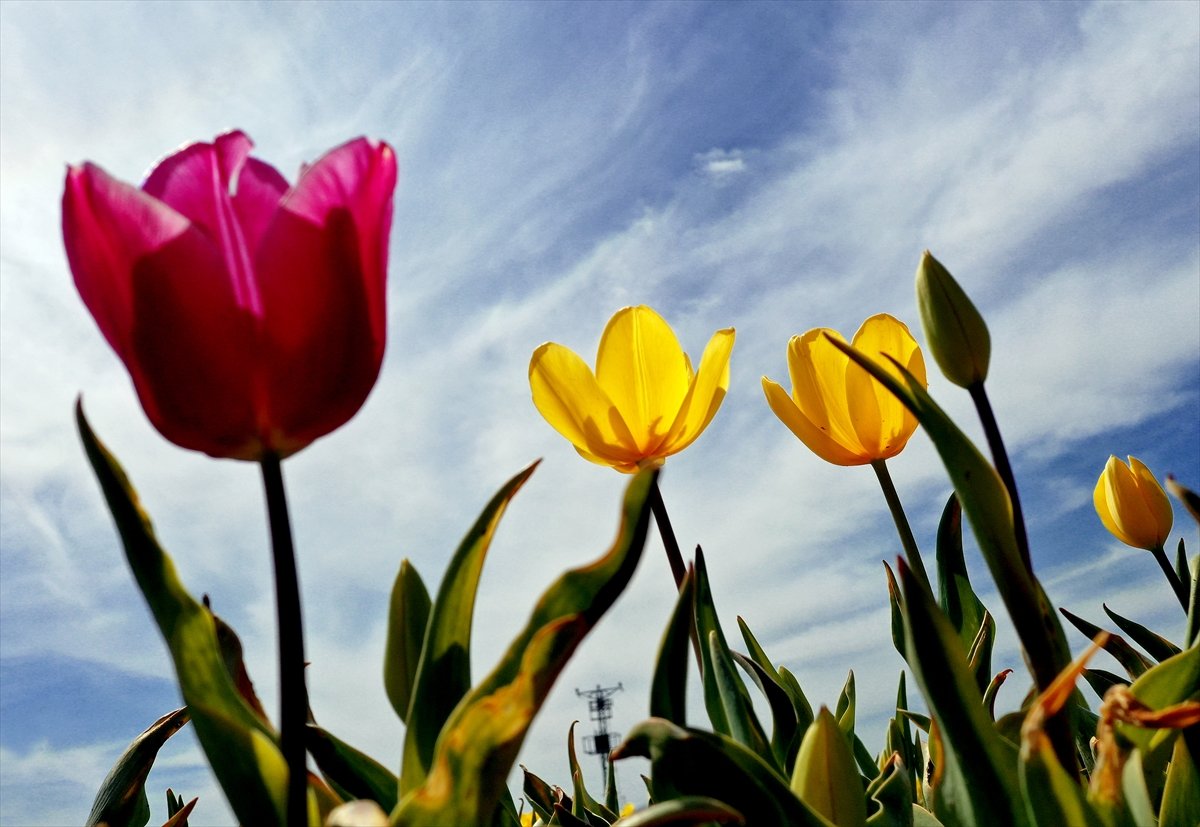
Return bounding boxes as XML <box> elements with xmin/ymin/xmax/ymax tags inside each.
<box><xmin>567</xmin><ymin>721</ymin><xmax>616</xmax><ymax>823</ymax></box>
<box><xmin>86</xmin><ymin>708</ymin><xmax>189</xmax><ymax>827</ymax></box>
<box><xmin>864</xmin><ymin>754</ymin><xmax>914</xmax><ymax>827</ymax></box>
<box><xmin>897</xmin><ymin>559</ymin><xmax>1026</xmax><ymax>827</ymax></box>
<box><xmin>1058</xmin><ymin>608</ymin><xmax>1152</xmax><ymax>678</ymax></box>
<box><xmin>306</xmin><ymin>724</ymin><xmax>398</xmax><ymax>812</ymax></box>
<box><xmin>612</xmin><ymin>718</ymin><xmax>831</xmax><ymax>827</ymax></box>
<box><xmin>1160</xmin><ymin>725</ymin><xmax>1200</xmax><ymax>827</ymax></box>
<box><xmin>393</xmin><ymin>469</ymin><xmax>655</xmax><ymax>826</ymax></box>
<box><xmin>935</xmin><ymin>495</ymin><xmax>992</xmax><ymax>691</ymax></box>
<box><xmin>384</xmin><ymin>560</ymin><xmax>432</xmax><ymax>724</ymax></box>
<box><xmin>650</xmin><ymin>569</ymin><xmax>694</xmax><ymax>727</ymax></box>
<box><xmin>77</xmin><ymin>403</ymin><xmax>285</xmax><ymax>827</ymax></box>
<box><xmin>707</xmin><ymin>630</ymin><xmax>775</xmax><ymax>771</ymax></box>
<box><xmin>1101</xmin><ymin>604</ymin><xmax>1180</xmax><ymax>663</ymax></box>
<box><xmin>400</xmin><ymin>461</ymin><xmax>539</xmax><ymax>794</ymax></box>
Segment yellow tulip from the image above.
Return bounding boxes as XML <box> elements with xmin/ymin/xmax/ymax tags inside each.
<box><xmin>762</xmin><ymin>314</ymin><xmax>927</xmax><ymax>465</ymax></box>
<box><xmin>530</xmin><ymin>306</ymin><xmax>735</xmax><ymax>473</ymax></box>
<box><xmin>1094</xmin><ymin>455</ymin><xmax>1173</xmax><ymax>550</ymax></box>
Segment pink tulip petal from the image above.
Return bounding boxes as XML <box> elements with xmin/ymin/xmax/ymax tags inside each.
<box><xmin>123</xmin><ymin>230</ymin><xmax>262</xmax><ymax>458</ymax></box>
<box><xmin>63</xmin><ymin>163</ymin><xmax>193</xmax><ymax>358</ymax></box>
<box><xmin>142</xmin><ymin>131</ymin><xmax>261</xmax><ymax>314</ymax></box>
<box><xmin>253</xmin><ymin>208</ymin><xmax>381</xmax><ymax>454</ymax></box>
<box><xmin>232</xmin><ymin>157</ymin><xmax>289</xmax><ymax>256</ymax></box>
<box><xmin>277</xmin><ymin>138</ymin><xmax>397</xmax><ymax>345</ymax></box>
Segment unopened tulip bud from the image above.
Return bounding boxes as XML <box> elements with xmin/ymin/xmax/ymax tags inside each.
<box><xmin>915</xmin><ymin>250</ymin><xmax>991</xmax><ymax>388</ymax></box>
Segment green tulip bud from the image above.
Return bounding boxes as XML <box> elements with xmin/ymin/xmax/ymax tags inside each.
<box><xmin>915</xmin><ymin>250</ymin><xmax>991</xmax><ymax>387</ymax></box>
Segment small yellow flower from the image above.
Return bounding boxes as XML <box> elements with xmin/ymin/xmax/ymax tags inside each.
<box><xmin>530</xmin><ymin>305</ymin><xmax>735</xmax><ymax>473</ymax></box>
<box><xmin>620</xmin><ymin>802</ymin><xmax>636</xmax><ymax>817</ymax></box>
<box><xmin>1094</xmin><ymin>455</ymin><xmax>1173</xmax><ymax>550</ymax></box>
<box><xmin>762</xmin><ymin>313</ymin><xmax>927</xmax><ymax>465</ymax></box>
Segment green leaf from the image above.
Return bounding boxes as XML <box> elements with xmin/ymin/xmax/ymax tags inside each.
<box><xmin>86</xmin><ymin>708</ymin><xmax>189</xmax><ymax>827</ymax></box>
<box><xmin>1058</xmin><ymin>608</ymin><xmax>1153</xmax><ymax>678</ymax></box>
<box><xmin>864</xmin><ymin>755</ymin><xmax>914</xmax><ymax>827</ymax></box>
<box><xmin>733</xmin><ymin>617</ymin><xmax>803</xmax><ymax>770</ymax></box>
<box><xmin>964</xmin><ymin>613</ymin><xmax>997</xmax><ymax>697</ymax></box>
<box><xmin>897</xmin><ymin>559</ymin><xmax>1026</xmax><ymax>827</ymax></box>
<box><xmin>777</xmin><ymin>667</ymin><xmax>817</xmax><ymax>743</ymax></box>
<box><xmin>649</xmin><ymin>568</ymin><xmax>694</xmax><ymax>727</ymax></box>
<box><xmin>567</xmin><ymin>721</ymin><xmax>617</xmax><ymax>823</ymax></box>
<box><xmin>1080</xmin><ymin>668</ymin><xmax>1127</xmax><ymax>698</ymax></box>
<box><xmin>692</xmin><ymin>547</ymin><xmax>731</xmax><ymax>737</ymax></box>
<box><xmin>791</xmin><ymin>707</ymin><xmax>866</xmax><ymax>827</ymax></box>
<box><xmin>981</xmin><ymin>669</ymin><xmax>1013</xmax><ymax>720</ymax></box>
<box><xmin>161</xmin><ymin>793</ymin><xmax>198</xmax><ymax>827</ymax></box>
<box><xmin>1018</xmin><ymin>732</ymin><xmax>1105</xmax><ymax>827</ymax></box>
<box><xmin>1101</xmin><ymin>604</ymin><xmax>1181</xmax><ymax>663</ymax></box>
<box><xmin>384</xmin><ymin>560</ymin><xmax>432</xmax><ymax>724</ymax></box>
<box><xmin>833</xmin><ymin>672</ymin><xmax>880</xmax><ymax>781</ymax></box>
<box><xmin>1159</xmin><ymin>725</ymin><xmax>1200</xmax><ymax>827</ymax></box>
<box><xmin>305</xmin><ymin>725</ymin><xmax>398</xmax><ymax>812</ymax></box>
<box><xmin>612</xmin><ymin>718</ymin><xmax>831</xmax><ymax>827</ymax></box>
<box><xmin>935</xmin><ymin>495</ymin><xmax>991</xmax><ymax>690</ymax></box>
<box><xmin>883</xmin><ymin>562</ymin><xmax>907</xmax><ymax>662</ymax></box>
<box><xmin>604</xmin><ymin>746</ymin><xmax>619</xmax><ymax>817</ymax></box>
<box><xmin>393</xmin><ymin>469</ymin><xmax>655</xmax><ymax>826</ymax></box>
<box><xmin>611</xmin><ymin>796</ymin><xmax>744</xmax><ymax>826</ymax></box>
<box><xmin>1187</xmin><ymin>552</ymin><xmax>1200</xmax><ymax>649</ymax></box>
<box><xmin>731</xmin><ymin>650</ymin><xmax>799</xmax><ymax>772</ymax></box>
<box><xmin>399</xmin><ymin>461</ymin><xmax>539</xmax><ymax>794</ymax></box>
<box><xmin>76</xmin><ymin>404</ymin><xmax>286</xmax><ymax>827</ymax></box>
<box><xmin>207</xmin><ymin>598</ymin><xmax>270</xmax><ymax>725</ymax></box>
<box><xmin>830</xmin><ymin>340</ymin><xmax>1073</xmax><ymax>703</ymax></box>
<box><xmin>707</xmin><ymin>629</ymin><xmax>775</xmax><ymax>771</ymax></box>
<box><xmin>521</xmin><ymin>765</ymin><xmax>564</xmax><ymax>823</ymax></box>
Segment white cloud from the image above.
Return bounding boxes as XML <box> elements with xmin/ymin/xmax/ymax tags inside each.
<box><xmin>695</xmin><ymin>148</ymin><xmax>747</xmax><ymax>178</ymax></box>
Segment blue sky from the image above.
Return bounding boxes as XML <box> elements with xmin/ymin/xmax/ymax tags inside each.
<box><xmin>1</xmin><ymin>1</ymin><xmax>1198</xmax><ymax>824</ymax></box>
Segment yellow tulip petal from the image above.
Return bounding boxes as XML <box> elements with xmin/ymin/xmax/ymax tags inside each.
<box><xmin>662</xmin><ymin>327</ymin><xmax>735</xmax><ymax>456</ymax></box>
<box><xmin>1094</xmin><ymin>457</ymin><xmax>1130</xmax><ymax>545</ymax></box>
<box><xmin>846</xmin><ymin>314</ymin><xmax>924</xmax><ymax>459</ymax></box>
<box><xmin>529</xmin><ymin>342</ymin><xmax>641</xmax><ymax>467</ymax></box>
<box><xmin>762</xmin><ymin>376</ymin><xmax>866</xmax><ymax>466</ymax></box>
<box><xmin>1129</xmin><ymin>456</ymin><xmax>1173</xmax><ymax>545</ymax></box>
<box><xmin>788</xmin><ymin>329</ymin><xmax>866</xmax><ymax>458</ymax></box>
<box><xmin>595</xmin><ymin>306</ymin><xmax>690</xmax><ymax>451</ymax></box>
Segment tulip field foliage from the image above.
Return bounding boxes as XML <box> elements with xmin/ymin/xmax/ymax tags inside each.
<box><xmin>75</xmin><ymin>253</ymin><xmax>1200</xmax><ymax>827</ymax></box>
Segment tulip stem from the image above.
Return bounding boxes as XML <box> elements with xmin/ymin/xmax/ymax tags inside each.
<box><xmin>260</xmin><ymin>455</ymin><xmax>308</xmax><ymax>825</ymax></box>
<box><xmin>871</xmin><ymin>460</ymin><xmax>931</xmax><ymax>593</ymax></box>
<box><xmin>968</xmin><ymin>382</ymin><xmax>1032</xmax><ymax>574</ymax></box>
<box><xmin>649</xmin><ymin>479</ymin><xmax>687</xmax><ymax>589</ymax></box>
<box><xmin>1150</xmin><ymin>543</ymin><xmax>1190</xmax><ymax>610</ymax></box>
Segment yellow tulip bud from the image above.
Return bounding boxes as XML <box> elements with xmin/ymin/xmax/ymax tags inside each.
<box><xmin>1093</xmin><ymin>455</ymin><xmax>1173</xmax><ymax>550</ymax></box>
<box><xmin>915</xmin><ymin>250</ymin><xmax>991</xmax><ymax>388</ymax></box>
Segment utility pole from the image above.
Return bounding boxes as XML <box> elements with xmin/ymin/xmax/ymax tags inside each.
<box><xmin>575</xmin><ymin>683</ymin><xmax>623</xmax><ymax>783</ymax></box>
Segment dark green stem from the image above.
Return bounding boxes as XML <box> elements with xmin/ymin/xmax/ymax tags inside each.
<box><xmin>968</xmin><ymin>382</ymin><xmax>1032</xmax><ymax>574</ymax></box>
<box><xmin>1150</xmin><ymin>543</ymin><xmax>1189</xmax><ymax>610</ymax></box>
<box><xmin>260</xmin><ymin>455</ymin><xmax>307</xmax><ymax>824</ymax></box>
<box><xmin>649</xmin><ymin>479</ymin><xmax>686</xmax><ymax>589</ymax></box>
<box><xmin>871</xmin><ymin>459</ymin><xmax>931</xmax><ymax>593</ymax></box>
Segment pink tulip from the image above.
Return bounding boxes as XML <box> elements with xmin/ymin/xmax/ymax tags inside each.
<box><xmin>64</xmin><ymin>131</ymin><xmax>398</xmax><ymax>459</ymax></box>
